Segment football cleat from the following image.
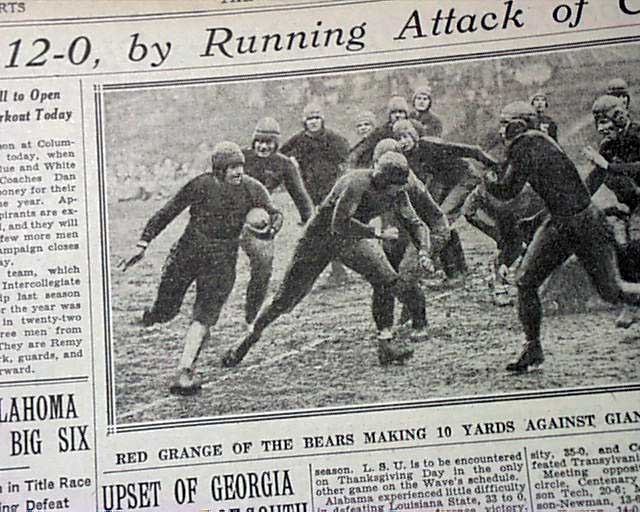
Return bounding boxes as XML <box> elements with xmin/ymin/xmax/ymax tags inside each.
<box><xmin>409</xmin><ymin>326</ymin><xmax>430</xmax><ymax>343</ymax></box>
<box><xmin>169</xmin><ymin>368</ymin><xmax>202</xmax><ymax>396</ymax></box>
<box><xmin>377</xmin><ymin>328</ymin><xmax>393</xmax><ymax>341</ymax></box>
<box><xmin>506</xmin><ymin>341</ymin><xmax>544</xmax><ymax>373</ymax></box>
<box><xmin>615</xmin><ymin>305</ymin><xmax>638</xmax><ymax>329</ymax></box>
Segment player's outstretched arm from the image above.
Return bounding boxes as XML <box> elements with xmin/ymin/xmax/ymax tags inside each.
<box><xmin>422</xmin><ymin>137</ymin><xmax>500</xmax><ymax>169</ymax></box>
<box><xmin>282</xmin><ymin>156</ymin><xmax>314</xmax><ymax>223</ymax></box>
<box><xmin>118</xmin><ymin>242</ymin><xmax>147</xmax><ymax>272</ymax></box>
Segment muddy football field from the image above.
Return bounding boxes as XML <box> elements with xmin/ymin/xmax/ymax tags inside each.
<box><xmin>109</xmin><ymin>193</ymin><xmax>640</xmax><ymax>424</ymax></box>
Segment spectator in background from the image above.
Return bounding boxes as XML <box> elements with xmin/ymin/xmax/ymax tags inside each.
<box><xmin>350</xmin><ymin>95</ymin><xmax>421</xmax><ymax>168</ymax></box>
<box><xmin>409</xmin><ymin>84</ymin><xmax>443</xmax><ymax>137</ymax></box>
<box><xmin>530</xmin><ymin>91</ymin><xmax>558</xmax><ymax>141</ymax></box>
<box><xmin>281</xmin><ymin>102</ymin><xmax>351</xmax><ymax>285</ymax></box>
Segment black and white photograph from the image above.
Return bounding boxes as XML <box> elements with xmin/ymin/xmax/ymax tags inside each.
<box><xmin>103</xmin><ymin>43</ymin><xmax>640</xmax><ymax>424</ymax></box>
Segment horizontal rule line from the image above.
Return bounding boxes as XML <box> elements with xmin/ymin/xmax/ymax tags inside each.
<box><xmin>0</xmin><ymin>0</ymin><xmax>377</xmax><ymax>28</ymax></box>
<box><xmin>0</xmin><ymin>466</ymin><xmax>29</xmax><ymax>472</ymax></box>
<box><xmin>0</xmin><ymin>376</ymin><xmax>89</xmax><ymax>388</ymax></box>
<box><xmin>115</xmin><ymin>383</ymin><xmax>640</xmax><ymax>432</ymax></box>
<box><xmin>102</xmin><ymin>426</ymin><xmax>640</xmax><ymax>475</ymax></box>
<box><xmin>3</xmin><ymin>25</ymin><xmax>640</xmax><ymax>83</ymax></box>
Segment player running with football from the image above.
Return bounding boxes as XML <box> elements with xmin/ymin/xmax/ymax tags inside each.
<box><xmin>221</xmin><ymin>152</ymin><xmax>435</xmax><ymax>368</ymax></box>
<box><xmin>120</xmin><ymin>141</ymin><xmax>283</xmax><ymax>395</ymax></box>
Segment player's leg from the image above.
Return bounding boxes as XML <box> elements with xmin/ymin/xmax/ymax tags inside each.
<box><xmin>221</xmin><ymin>229</ymin><xmax>335</xmax><ymax>367</ymax></box>
<box><xmin>371</xmin><ymin>232</ymin><xmax>409</xmax><ymax>337</ymax></box>
<box><xmin>170</xmin><ymin>244</ymin><xmax>239</xmax><ymax>395</ymax></box>
<box><xmin>463</xmin><ymin>186</ymin><xmax>502</xmax><ymax>243</ymax></box>
<box><xmin>615</xmin><ymin>207</ymin><xmax>640</xmax><ymax>327</ymax></box>
<box><xmin>440</xmin><ymin>228</ymin><xmax>468</xmax><ymax>278</ymax></box>
<box><xmin>142</xmin><ymin>235</ymin><xmax>199</xmax><ymax>326</ymax></box>
<box><xmin>340</xmin><ymin>240</ymin><xmax>425</xmax><ymax>364</ymax></box>
<box><xmin>240</xmin><ymin>230</ymin><xmax>275</xmax><ymax>326</ymax></box>
<box><xmin>573</xmin><ymin>207</ymin><xmax>640</xmax><ymax>307</ymax></box>
<box><xmin>342</xmin><ymin>239</ymin><xmax>427</xmax><ymax>329</ymax></box>
<box><xmin>508</xmin><ymin>219</ymin><xmax>573</xmax><ymax>372</ymax></box>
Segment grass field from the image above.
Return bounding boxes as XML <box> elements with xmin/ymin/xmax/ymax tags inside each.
<box><xmin>108</xmin><ymin>192</ymin><xmax>640</xmax><ymax>424</ymax></box>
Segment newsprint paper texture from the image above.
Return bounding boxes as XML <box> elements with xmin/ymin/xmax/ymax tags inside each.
<box><xmin>1</xmin><ymin>0</ymin><xmax>640</xmax><ymax>511</ymax></box>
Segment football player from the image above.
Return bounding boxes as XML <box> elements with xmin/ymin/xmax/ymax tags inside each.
<box><xmin>241</xmin><ymin>117</ymin><xmax>314</xmax><ymax>327</ymax></box>
<box><xmin>483</xmin><ymin>101</ymin><xmax>640</xmax><ymax>372</ymax></box>
<box><xmin>221</xmin><ymin>152</ymin><xmax>434</xmax><ymax>368</ymax></box>
<box><xmin>120</xmin><ymin>141</ymin><xmax>283</xmax><ymax>395</ymax></box>
<box><xmin>280</xmin><ymin>102</ymin><xmax>351</xmax><ymax>285</ymax></box>
<box><xmin>583</xmin><ymin>94</ymin><xmax>640</xmax><ymax>328</ymax></box>
<box><xmin>409</xmin><ymin>83</ymin><xmax>443</xmax><ymax>137</ymax></box>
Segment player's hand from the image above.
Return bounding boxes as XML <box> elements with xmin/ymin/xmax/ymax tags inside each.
<box><xmin>418</xmin><ymin>251</ymin><xmax>435</xmax><ymax>273</ymax></box>
<box><xmin>483</xmin><ymin>170</ymin><xmax>499</xmax><ymax>185</ymax></box>
<box><xmin>496</xmin><ymin>263</ymin><xmax>509</xmax><ymax>283</ymax></box>
<box><xmin>376</xmin><ymin>227</ymin><xmax>400</xmax><ymax>240</ymax></box>
<box><xmin>582</xmin><ymin>146</ymin><xmax>609</xmax><ymax>170</ymax></box>
<box><xmin>118</xmin><ymin>246</ymin><xmax>146</xmax><ymax>272</ymax></box>
<box><xmin>270</xmin><ymin>213</ymin><xmax>284</xmax><ymax>236</ymax></box>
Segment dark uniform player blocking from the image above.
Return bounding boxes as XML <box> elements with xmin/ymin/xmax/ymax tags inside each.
<box><xmin>392</xmin><ymin>119</ymin><xmax>498</xmax><ymax>278</ymax></box>
<box><xmin>120</xmin><ymin>141</ymin><xmax>283</xmax><ymax>395</ymax></box>
<box><xmin>371</xmin><ymin>138</ymin><xmax>450</xmax><ymax>339</ymax></box>
<box><xmin>221</xmin><ymin>151</ymin><xmax>434</xmax><ymax>368</ymax></box>
<box><xmin>583</xmin><ymin>94</ymin><xmax>640</xmax><ymax>328</ymax></box>
<box><xmin>483</xmin><ymin>101</ymin><xmax>640</xmax><ymax>372</ymax></box>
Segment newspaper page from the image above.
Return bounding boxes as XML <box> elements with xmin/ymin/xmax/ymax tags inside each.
<box><xmin>1</xmin><ymin>0</ymin><xmax>639</xmax><ymax>511</ymax></box>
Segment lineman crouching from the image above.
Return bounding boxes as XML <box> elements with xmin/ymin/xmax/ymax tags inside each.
<box><xmin>221</xmin><ymin>152</ymin><xmax>434</xmax><ymax>368</ymax></box>
<box><xmin>120</xmin><ymin>142</ymin><xmax>283</xmax><ymax>395</ymax></box>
